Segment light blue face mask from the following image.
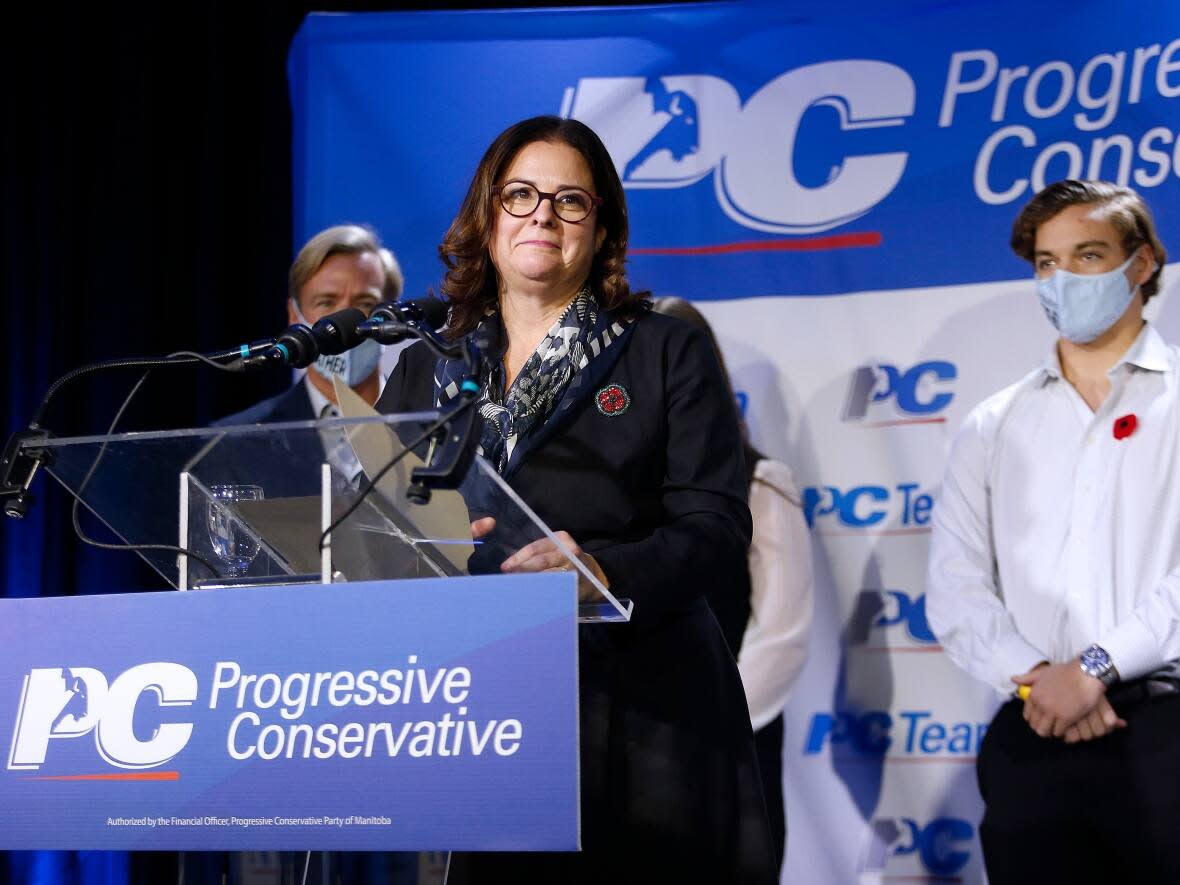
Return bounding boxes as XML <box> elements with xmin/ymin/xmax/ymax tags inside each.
<box><xmin>292</xmin><ymin>302</ymin><xmax>382</xmax><ymax>388</ymax></box>
<box><xmin>1034</xmin><ymin>252</ymin><xmax>1141</xmax><ymax>344</ymax></box>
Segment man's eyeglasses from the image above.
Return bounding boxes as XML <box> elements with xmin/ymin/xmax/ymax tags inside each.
<box><xmin>495</xmin><ymin>181</ymin><xmax>602</xmax><ymax>223</ymax></box>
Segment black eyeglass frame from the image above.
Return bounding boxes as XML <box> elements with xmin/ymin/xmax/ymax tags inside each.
<box><xmin>493</xmin><ymin>180</ymin><xmax>604</xmax><ymax>223</ymax></box>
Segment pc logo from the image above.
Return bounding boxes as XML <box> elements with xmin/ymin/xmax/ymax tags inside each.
<box><xmin>8</xmin><ymin>664</ymin><xmax>198</xmax><ymax>771</ymax></box>
<box><xmin>562</xmin><ymin>61</ymin><xmax>915</xmax><ymax>235</ymax></box>
<box><xmin>842</xmin><ymin>361</ymin><xmax>956</xmax><ymax>423</ymax></box>
<box><xmin>848</xmin><ymin>590</ymin><xmax>937</xmax><ymax>647</ymax></box>
<box><xmin>803</xmin><ymin>482</ymin><xmax>933</xmax><ymax>529</ymax></box>
<box><xmin>861</xmin><ymin>817</ymin><xmax>974</xmax><ymax>877</ymax></box>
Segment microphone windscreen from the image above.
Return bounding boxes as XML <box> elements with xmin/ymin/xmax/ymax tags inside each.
<box><xmin>370</xmin><ymin>296</ymin><xmax>449</xmax><ymax>330</ymax></box>
<box><xmin>415</xmin><ymin>296</ymin><xmax>449</xmax><ymax>331</ymax></box>
<box><xmin>275</xmin><ymin>323</ymin><xmax>319</xmax><ymax>368</ymax></box>
<box><xmin>311</xmin><ymin>308</ymin><xmax>367</xmax><ymax>355</ymax></box>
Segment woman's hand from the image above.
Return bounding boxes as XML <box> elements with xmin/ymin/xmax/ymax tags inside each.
<box><xmin>501</xmin><ymin>531</ymin><xmax>610</xmax><ymax>602</ymax></box>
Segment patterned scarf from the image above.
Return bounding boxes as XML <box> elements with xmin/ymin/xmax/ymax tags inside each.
<box><xmin>435</xmin><ymin>287</ymin><xmax>632</xmax><ymax>473</ymax></box>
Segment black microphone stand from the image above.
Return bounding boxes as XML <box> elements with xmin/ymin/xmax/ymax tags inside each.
<box><xmin>0</xmin><ymin>341</ymin><xmax>277</xmax><ymax>519</ymax></box>
<box><xmin>402</xmin><ymin>325</ymin><xmax>487</xmax><ymax>504</ymax></box>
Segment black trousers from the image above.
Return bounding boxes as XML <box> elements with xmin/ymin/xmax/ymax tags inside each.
<box><xmin>977</xmin><ymin>691</ymin><xmax>1180</xmax><ymax>883</ymax></box>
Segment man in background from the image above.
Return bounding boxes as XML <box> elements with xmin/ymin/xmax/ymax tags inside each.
<box><xmin>219</xmin><ymin>223</ymin><xmax>403</xmax><ymax>425</ymax></box>
<box><xmin>209</xmin><ymin>224</ymin><xmax>402</xmax><ymax>498</ymax></box>
<box><xmin>927</xmin><ymin>180</ymin><xmax>1176</xmax><ymax>882</ymax></box>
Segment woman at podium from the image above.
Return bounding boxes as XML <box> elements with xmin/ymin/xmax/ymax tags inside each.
<box><xmin>378</xmin><ymin>115</ymin><xmax>776</xmax><ymax>884</ymax></box>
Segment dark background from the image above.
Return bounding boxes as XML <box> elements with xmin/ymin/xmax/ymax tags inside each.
<box><xmin>0</xmin><ymin>2</ymin><xmax>699</xmax><ymax>882</ymax></box>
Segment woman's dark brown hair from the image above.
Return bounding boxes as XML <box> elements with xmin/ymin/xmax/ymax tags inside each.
<box><xmin>439</xmin><ymin>115</ymin><xmax>646</xmax><ymax>337</ymax></box>
<box><xmin>1010</xmin><ymin>179</ymin><xmax>1167</xmax><ymax>302</ymax></box>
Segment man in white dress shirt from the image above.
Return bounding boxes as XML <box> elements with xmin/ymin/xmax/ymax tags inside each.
<box><xmin>927</xmin><ymin>180</ymin><xmax>1175</xmax><ymax>882</ymax></box>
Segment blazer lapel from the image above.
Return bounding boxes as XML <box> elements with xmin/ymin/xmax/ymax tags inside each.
<box><xmin>502</xmin><ymin>321</ymin><xmax>636</xmax><ymax>480</ymax></box>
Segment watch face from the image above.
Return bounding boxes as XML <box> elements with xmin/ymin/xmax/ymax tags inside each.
<box><xmin>1081</xmin><ymin>646</ymin><xmax>1110</xmax><ymax>673</ymax></box>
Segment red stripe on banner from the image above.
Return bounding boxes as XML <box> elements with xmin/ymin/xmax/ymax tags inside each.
<box><xmin>20</xmin><ymin>771</ymin><xmax>180</xmax><ymax>782</ymax></box>
<box><xmin>856</xmin><ymin>417</ymin><xmax>948</xmax><ymax>427</ymax></box>
<box><xmin>630</xmin><ymin>231</ymin><xmax>882</xmax><ymax>256</ymax></box>
<box><xmin>817</xmin><ymin>527</ymin><xmax>933</xmax><ymax>537</ymax></box>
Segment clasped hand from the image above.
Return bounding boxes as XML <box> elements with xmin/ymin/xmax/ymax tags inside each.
<box><xmin>1011</xmin><ymin>660</ymin><xmax>1126</xmax><ymax>743</ymax></box>
<box><xmin>471</xmin><ymin>518</ymin><xmax>609</xmax><ymax>603</ymax></box>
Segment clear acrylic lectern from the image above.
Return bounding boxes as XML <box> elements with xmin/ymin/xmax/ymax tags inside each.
<box><xmin>17</xmin><ymin>411</ymin><xmax>632</xmax><ymax>622</ymax></box>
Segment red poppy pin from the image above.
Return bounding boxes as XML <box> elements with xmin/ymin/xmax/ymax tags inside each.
<box><xmin>596</xmin><ymin>383</ymin><xmax>630</xmax><ymax>417</ymax></box>
<box><xmin>1113</xmin><ymin>413</ymin><xmax>1138</xmax><ymax>440</ymax></box>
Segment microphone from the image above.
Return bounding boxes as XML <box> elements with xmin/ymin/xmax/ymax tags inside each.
<box><xmin>372</xmin><ymin>295</ymin><xmax>448</xmax><ymax>327</ymax></box>
<box><xmin>237</xmin><ymin>306</ymin><xmax>370</xmax><ymax>371</ymax></box>
<box><xmin>275</xmin><ymin>322</ymin><xmax>322</xmax><ymax>367</ymax></box>
<box><xmin>358</xmin><ymin>296</ymin><xmax>448</xmax><ymax>344</ymax></box>
<box><xmin>310</xmin><ymin>307</ymin><xmax>367</xmax><ymax>355</ymax></box>
<box><xmin>239</xmin><ymin>299</ymin><xmax>443</xmax><ymax>371</ymax></box>
<box><xmin>238</xmin><ymin>322</ymin><xmax>319</xmax><ymax>370</ymax></box>
<box><xmin>204</xmin><ymin>339</ymin><xmax>280</xmax><ymax>364</ymax></box>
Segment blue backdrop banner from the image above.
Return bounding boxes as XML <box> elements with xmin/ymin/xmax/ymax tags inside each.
<box><xmin>0</xmin><ymin>575</ymin><xmax>578</xmax><ymax>851</ymax></box>
<box><xmin>289</xmin><ymin>0</ymin><xmax>1180</xmax><ymax>301</ymax></box>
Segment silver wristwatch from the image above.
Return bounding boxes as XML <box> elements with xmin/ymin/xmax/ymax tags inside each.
<box><xmin>1079</xmin><ymin>644</ymin><xmax>1120</xmax><ymax>687</ymax></box>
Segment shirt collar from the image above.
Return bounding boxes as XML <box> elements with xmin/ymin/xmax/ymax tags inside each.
<box><xmin>303</xmin><ymin>374</ymin><xmax>337</xmax><ymax>418</ymax></box>
<box><xmin>1117</xmin><ymin>322</ymin><xmax>1171</xmax><ymax>374</ymax></box>
<box><xmin>1038</xmin><ymin>322</ymin><xmax>1170</xmax><ymax>383</ymax></box>
<box><xmin>1039</xmin><ymin>345</ymin><xmax>1064</xmax><ymax>382</ymax></box>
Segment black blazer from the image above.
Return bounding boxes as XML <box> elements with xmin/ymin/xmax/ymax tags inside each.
<box><xmin>378</xmin><ymin>312</ymin><xmax>753</xmax><ymax>632</ymax></box>
<box><xmin>377</xmin><ymin>310</ymin><xmax>775</xmax><ymax>884</ymax></box>
<box><xmin>212</xmin><ymin>382</ymin><xmax>317</xmax><ymax>427</ymax></box>
<box><xmin>200</xmin><ymin>383</ymin><xmax>324</xmax><ymax>499</ymax></box>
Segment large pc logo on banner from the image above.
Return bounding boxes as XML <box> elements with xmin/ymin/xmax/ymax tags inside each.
<box><xmin>9</xmin><ymin>665</ymin><xmax>196</xmax><ymax>771</ymax></box>
<box><xmin>561</xmin><ymin>63</ymin><xmax>915</xmax><ymax>234</ymax></box>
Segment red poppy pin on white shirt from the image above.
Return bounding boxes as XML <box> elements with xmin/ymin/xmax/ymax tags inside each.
<box><xmin>1113</xmin><ymin>413</ymin><xmax>1138</xmax><ymax>440</ymax></box>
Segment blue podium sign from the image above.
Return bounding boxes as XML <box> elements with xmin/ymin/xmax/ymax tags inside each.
<box><xmin>0</xmin><ymin>575</ymin><xmax>578</xmax><ymax>850</ymax></box>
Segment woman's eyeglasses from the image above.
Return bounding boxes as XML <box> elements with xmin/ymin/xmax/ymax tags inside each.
<box><xmin>495</xmin><ymin>181</ymin><xmax>602</xmax><ymax>223</ymax></box>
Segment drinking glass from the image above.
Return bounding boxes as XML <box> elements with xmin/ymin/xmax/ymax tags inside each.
<box><xmin>206</xmin><ymin>484</ymin><xmax>264</xmax><ymax>577</ymax></box>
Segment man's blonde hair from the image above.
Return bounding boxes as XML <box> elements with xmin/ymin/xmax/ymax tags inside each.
<box><xmin>288</xmin><ymin>224</ymin><xmax>403</xmax><ymax>307</ymax></box>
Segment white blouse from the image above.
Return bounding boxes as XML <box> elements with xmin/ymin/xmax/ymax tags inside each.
<box><xmin>739</xmin><ymin>458</ymin><xmax>815</xmax><ymax>730</ymax></box>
